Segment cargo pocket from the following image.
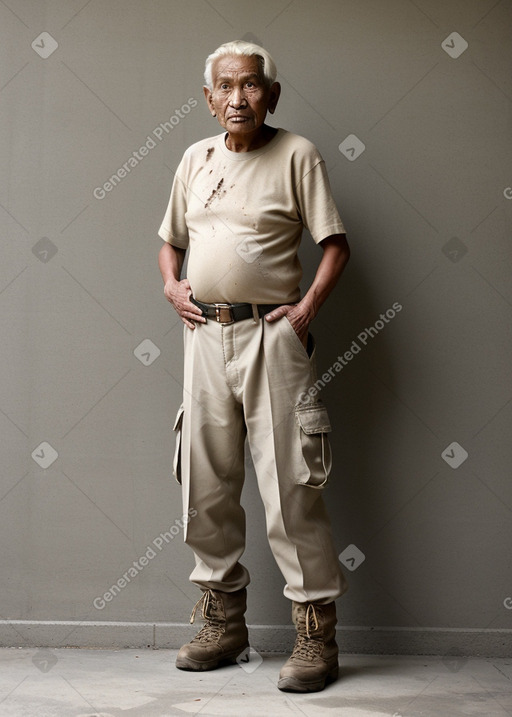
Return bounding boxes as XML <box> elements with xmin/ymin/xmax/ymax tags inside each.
<box><xmin>172</xmin><ymin>403</ymin><xmax>184</xmax><ymax>484</ymax></box>
<box><xmin>294</xmin><ymin>403</ymin><xmax>332</xmax><ymax>488</ymax></box>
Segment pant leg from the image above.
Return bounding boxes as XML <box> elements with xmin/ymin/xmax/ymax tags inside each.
<box><xmin>179</xmin><ymin>321</ymin><xmax>250</xmax><ymax>592</ymax></box>
<box><xmin>234</xmin><ymin>316</ymin><xmax>348</xmax><ymax>604</ymax></box>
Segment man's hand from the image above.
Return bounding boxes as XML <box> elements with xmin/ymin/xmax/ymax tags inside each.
<box><xmin>159</xmin><ymin>243</ymin><xmax>205</xmax><ymax>329</ymax></box>
<box><xmin>265</xmin><ymin>300</ymin><xmax>314</xmax><ymax>348</ymax></box>
<box><xmin>264</xmin><ymin>234</ymin><xmax>350</xmax><ymax>347</ymax></box>
<box><xmin>163</xmin><ymin>277</ymin><xmax>206</xmax><ymax>330</ymax></box>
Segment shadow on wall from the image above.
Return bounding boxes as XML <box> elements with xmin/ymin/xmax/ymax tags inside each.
<box><xmin>312</xmin><ymin>257</ymin><xmax>409</xmax><ymax>627</ymax></box>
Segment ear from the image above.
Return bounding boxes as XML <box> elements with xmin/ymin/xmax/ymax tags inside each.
<box><xmin>267</xmin><ymin>81</ymin><xmax>281</xmax><ymax>115</ymax></box>
<box><xmin>203</xmin><ymin>86</ymin><xmax>216</xmax><ymax>117</ymax></box>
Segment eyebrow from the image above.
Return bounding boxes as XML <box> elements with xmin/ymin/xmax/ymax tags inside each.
<box><xmin>215</xmin><ymin>73</ymin><xmax>260</xmax><ymax>84</ymax></box>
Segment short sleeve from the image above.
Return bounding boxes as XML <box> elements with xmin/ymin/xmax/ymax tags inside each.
<box><xmin>158</xmin><ymin>160</ymin><xmax>190</xmax><ymax>249</ymax></box>
<box><xmin>295</xmin><ymin>160</ymin><xmax>346</xmax><ymax>244</ymax></box>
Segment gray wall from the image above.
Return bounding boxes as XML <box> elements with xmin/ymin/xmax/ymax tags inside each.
<box><xmin>1</xmin><ymin>0</ymin><xmax>511</xmax><ymax>657</ymax></box>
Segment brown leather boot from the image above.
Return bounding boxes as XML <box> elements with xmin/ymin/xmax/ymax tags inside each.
<box><xmin>278</xmin><ymin>601</ymin><xmax>339</xmax><ymax>692</ymax></box>
<box><xmin>175</xmin><ymin>588</ymin><xmax>249</xmax><ymax>671</ymax></box>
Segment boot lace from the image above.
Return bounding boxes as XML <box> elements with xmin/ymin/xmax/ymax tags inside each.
<box><xmin>292</xmin><ymin>634</ymin><xmax>324</xmax><ymax>661</ymax></box>
<box><xmin>291</xmin><ymin>603</ymin><xmax>323</xmax><ymax>661</ymax></box>
<box><xmin>188</xmin><ymin>589</ymin><xmax>225</xmax><ymax>644</ymax></box>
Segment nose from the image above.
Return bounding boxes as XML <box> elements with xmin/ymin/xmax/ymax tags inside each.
<box><xmin>229</xmin><ymin>86</ymin><xmax>247</xmax><ymax>108</ymax></box>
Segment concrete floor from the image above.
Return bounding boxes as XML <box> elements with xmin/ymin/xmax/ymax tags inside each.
<box><xmin>0</xmin><ymin>648</ymin><xmax>510</xmax><ymax>716</ymax></box>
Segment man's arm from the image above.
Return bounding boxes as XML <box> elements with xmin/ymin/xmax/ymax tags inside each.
<box><xmin>158</xmin><ymin>242</ymin><xmax>206</xmax><ymax>329</ymax></box>
<box><xmin>265</xmin><ymin>233</ymin><xmax>350</xmax><ymax>344</ymax></box>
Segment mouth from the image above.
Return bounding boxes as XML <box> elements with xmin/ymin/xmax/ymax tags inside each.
<box><xmin>228</xmin><ymin>115</ymin><xmax>250</xmax><ymax>122</ymax></box>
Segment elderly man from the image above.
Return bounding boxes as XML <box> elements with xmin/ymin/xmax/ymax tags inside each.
<box><xmin>158</xmin><ymin>40</ymin><xmax>350</xmax><ymax>693</ymax></box>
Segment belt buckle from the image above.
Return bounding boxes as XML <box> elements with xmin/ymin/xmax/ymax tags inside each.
<box><xmin>214</xmin><ymin>303</ymin><xmax>234</xmax><ymax>325</ymax></box>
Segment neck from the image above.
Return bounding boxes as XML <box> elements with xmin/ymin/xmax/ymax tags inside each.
<box><xmin>225</xmin><ymin>124</ymin><xmax>277</xmax><ymax>153</ymax></box>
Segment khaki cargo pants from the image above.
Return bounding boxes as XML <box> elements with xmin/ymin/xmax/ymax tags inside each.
<box><xmin>172</xmin><ymin>311</ymin><xmax>347</xmax><ymax>604</ymax></box>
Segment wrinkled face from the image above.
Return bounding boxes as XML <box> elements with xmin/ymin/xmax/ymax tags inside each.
<box><xmin>204</xmin><ymin>54</ymin><xmax>280</xmax><ymax>135</ymax></box>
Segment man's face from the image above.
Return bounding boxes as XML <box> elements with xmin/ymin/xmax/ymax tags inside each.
<box><xmin>204</xmin><ymin>54</ymin><xmax>280</xmax><ymax>135</ymax></box>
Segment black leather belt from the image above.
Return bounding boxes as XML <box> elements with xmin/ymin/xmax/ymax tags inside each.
<box><xmin>191</xmin><ymin>298</ymin><xmax>281</xmax><ymax>325</ymax></box>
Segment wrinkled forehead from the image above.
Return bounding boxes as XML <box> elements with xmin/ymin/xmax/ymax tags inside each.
<box><xmin>211</xmin><ymin>54</ymin><xmax>264</xmax><ymax>84</ymax></box>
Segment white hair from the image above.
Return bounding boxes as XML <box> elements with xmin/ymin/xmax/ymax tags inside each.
<box><xmin>204</xmin><ymin>40</ymin><xmax>277</xmax><ymax>90</ymax></box>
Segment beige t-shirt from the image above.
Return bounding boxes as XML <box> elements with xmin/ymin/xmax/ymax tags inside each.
<box><xmin>158</xmin><ymin>128</ymin><xmax>345</xmax><ymax>304</ymax></box>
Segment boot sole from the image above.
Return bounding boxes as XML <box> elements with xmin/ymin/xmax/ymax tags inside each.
<box><xmin>175</xmin><ymin>643</ymin><xmax>250</xmax><ymax>672</ymax></box>
<box><xmin>277</xmin><ymin>664</ymin><xmax>338</xmax><ymax>693</ymax></box>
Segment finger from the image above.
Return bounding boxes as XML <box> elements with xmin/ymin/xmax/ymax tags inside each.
<box><xmin>182</xmin><ymin>316</ymin><xmax>196</xmax><ymax>330</ymax></box>
<box><xmin>265</xmin><ymin>305</ymin><xmax>291</xmax><ymax>322</ymax></box>
<box><xmin>178</xmin><ymin>299</ymin><xmax>206</xmax><ymax>323</ymax></box>
<box><xmin>184</xmin><ymin>302</ymin><xmax>206</xmax><ymax>321</ymax></box>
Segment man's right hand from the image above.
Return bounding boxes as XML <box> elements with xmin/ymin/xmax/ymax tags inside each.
<box><xmin>164</xmin><ymin>277</ymin><xmax>206</xmax><ymax>330</ymax></box>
